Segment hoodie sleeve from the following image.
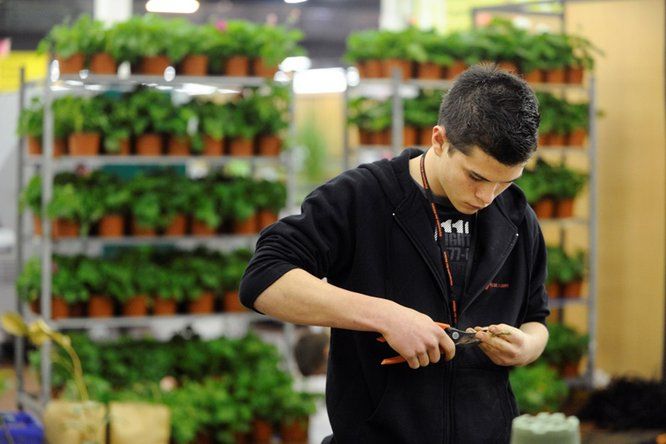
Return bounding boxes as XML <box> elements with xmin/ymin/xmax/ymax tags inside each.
<box><xmin>239</xmin><ymin>169</ymin><xmax>371</xmax><ymax>311</ymax></box>
<box><xmin>521</xmin><ymin>207</ymin><xmax>550</xmax><ymax>325</ymax></box>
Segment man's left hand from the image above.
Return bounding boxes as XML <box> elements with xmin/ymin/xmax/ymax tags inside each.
<box><xmin>470</xmin><ymin>324</ymin><xmax>531</xmax><ymax>367</ymax></box>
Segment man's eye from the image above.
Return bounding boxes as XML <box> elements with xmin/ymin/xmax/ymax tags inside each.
<box><xmin>469</xmin><ymin>175</ymin><xmax>482</xmax><ymax>182</ymax></box>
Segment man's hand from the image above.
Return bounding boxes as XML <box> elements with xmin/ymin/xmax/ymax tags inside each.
<box><xmin>471</xmin><ymin>322</ymin><xmax>548</xmax><ymax>367</ymax></box>
<box><xmin>379</xmin><ymin>304</ymin><xmax>455</xmax><ymax>369</ymax></box>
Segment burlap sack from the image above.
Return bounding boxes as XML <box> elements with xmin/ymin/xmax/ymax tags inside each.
<box><xmin>43</xmin><ymin>400</ymin><xmax>107</xmax><ymax>444</ymax></box>
<box><xmin>109</xmin><ymin>402</ymin><xmax>171</xmax><ymax>444</ymax></box>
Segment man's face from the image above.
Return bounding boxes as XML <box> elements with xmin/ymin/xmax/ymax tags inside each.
<box><xmin>431</xmin><ymin>129</ymin><xmax>525</xmax><ymax>215</ymax></box>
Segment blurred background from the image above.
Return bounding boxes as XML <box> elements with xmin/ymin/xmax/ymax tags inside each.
<box><xmin>0</xmin><ymin>0</ymin><xmax>664</xmax><ymax>443</ymax></box>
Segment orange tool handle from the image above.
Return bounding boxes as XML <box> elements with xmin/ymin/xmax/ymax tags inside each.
<box><xmin>376</xmin><ymin>322</ymin><xmax>450</xmax><ymax>365</ymax></box>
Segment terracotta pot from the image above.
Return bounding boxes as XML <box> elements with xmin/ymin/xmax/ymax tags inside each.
<box><xmin>253</xmin><ymin>58</ymin><xmax>278</xmax><ymax>78</ymax></box>
<box><xmin>153</xmin><ymin>298</ymin><xmax>177</xmax><ymax>316</ymax></box>
<box><xmin>566</xmin><ymin>129</ymin><xmax>587</xmax><ymax>147</ymax></box>
<box><xmin>420</xmin><ymin>127</ymin><xmax>433</xmax><ymax>147</ymax></box>
<box><xmin>164</xmin><ymin>214</ymin><xmax>187</xmax><ymax>236</ymax></box>
<box><xmin>545</xmin><ymin>68</ymin><xmax>566</xmax><ymax>84</ymax></box>
<box><xmin>90</xmin><ymin>53</ymin><xmax>116</xmax><ymax>74</ymax></box>
<box><xmin>225</xmin><ymin>56</ymin><xmax>249</xmax><ymax>76</ymax></box>
<box><xmin>135</xmin><ymin>134</ymin><xmax>162</xmax><ymax>156</ymax></box>
<box><xmin>68</xmin><ymin>132</ymin><xmax>101</xmax><ymax>156</ymax></box>
<box><xmin>538</xmin><ymin>133</ymin><xmax>549</xmax><ymax>147</ymax></box>
<box><xmin>561</xmin><ymin>360</ymin><xmax>581</xmax><ymax>378</ymax></box>
<box><xmin>403</xmin><ymin>126</ymin><xmax>418</xmax><ymax>147</ymax></box>
<box><xmin>417</xmin><ymin>62</ymin><xmax>441</xmax><ymax>79</ymax></box>
<box><xmin>446</xmin><ymin>61</ymin><xmax>467</xmax><ymax>79</ymax></box>
<box><xmin>188</xmin><ymin>291</ymin><xmax>215</xmax><ymax>314</ymax></box>
<box><xmin>358</xmin><ymin>129</ymin><xmax>373</xmax><ymax>145</ymax></box>
<box><xmin>122</xmin><ymin>295</ymin><xmax>149</xmax><ymax>317</ymax></box>
<box><xmin>556</xmin><ymin>198</ymin><xmax>575</xmax><ymax>218</ymax></box>
<box><xmin>88</xmin><ymin>295</ymin><xmax>114</xmax><ymax>318</ymax></box>
<box><xmin>131</xmin><ymin>218</ymin><xmax>156</xmax><ymax>237</ymax></box>
<box><xmin>52</xmin><ymin>297</ymin><xmax>69</xmax><ymax>320</ymax></box>
<box><xmin>33</xmin><ymin>215</ymin><xmax>43</xmax><ymax>236</ymax></box>
<box><xmin>497</xmin><ymin>61</ymin><xmax>519</xmax><ymax>74</ymax></box>
<box><xmin>281</xmin><ymin>418</ymin><xmax>308</xmax><ymax>443</ymax></box>
<box><xmin>368</xmin><ymin>131</ymin><xmax>384</xmax><ymax>146</ymax></box>
<box><xmin>563</xmin><ymin>280</ymin><xmax>583</xmax><ymax>298</ymax></box>
<box><xmin>549</xmin><ymin>133</ymin><xmax>566</xmax><ymax>147</ymax></box>
<box><xmin>533</xmin><ymin>198</ymin><xmax>556</xmax><ymax>219</ymax></box>
<box><xmin>52</xmin><ymin>219</ymin><xmax>79</xmax><ymax>238</ymax></box>
<box><xmin>191</xmin><ymin>220</ymin><xmax>217</xmax><ymax>236</ymax></box>
<box><xmin>222</xmin><ymin>290</ymin><xmax>248</xmax><ymax>313</ymax></box>
<box><xmin>567</xmin><ymin>66</ymin><xmax>584</xmax><ymax>84</ymax></box>
<box><xmin>363</xmin><ymin>59</ymin><xmax>383</xmax><ymax>78</ymax></box>
<box><xmin>257</xmin><ymin>210</ymin><xmax>278</xmax><ymax>231</ymax></box>
<box><xmin>69</xmin><ymin>302</ymin><xmax>86</xmax><ymax>318</ymax></box>
<box><xmin>27</xmin><ymin>136</ymin><xmax>42</xmax><ymax>155</ymax></box>
<box><xmin>523</xmin><ymin>70</ymin><xmax>543</xmax><ymax>83</ymax></box>
<box><xmin>546</xmin><ymin>282</ymin><xmax>561</xmax><ymax>299</ymax></box>
<box><xmin>196</xmin><ymin>431</ymin><xmax>214</xmax><ymax>444</ymax></box>
<box><xmin>202</xmin><ymin>136</ymin><xmax>223</xmax><ymax>156</ymax></box>
<box><xmin>234</xmin><ymin>215</ymin><xmax>257</xmax><ymax>235</ymax></box>
<box><xmin>180</xmin><ymin>54</ymin><xmax>208</xmax><ymax>76</ymax></box>
<box><xmin>99</xmin><ymin>214</ymin><xmax>125</xmax><ymax>237</ymax></box>
<box><xmin>382</xmin><ymin>58</ymin><xmax>411</xmax><ymax>79</ymax></box>
<box><xmin>229</xmin><ymin>137</ymin><xmax>254</xmax><ymax>156</ymax></box>
<box><xmin>139</xmin><ymin>55</ymin><xmax>171</xmax><ymax>76</ymax></box>
<box><xmin>258</xmin><ymin>135</ymin><xmax>282</xmax><ymax>156</ymax></box>
<box><xmin>167</xmin><ymin>136</ymin><xmax>191</xmax><ymax>156</ymax></box>
<box><xmin>251</xmin><ymin>419</ymin><xmax>273</xmax><ymax>444</ymax></box>
<box><xmin>53</xmin><ymin>138</ymin><xmax>66</xmax><ymax>157</ymax></box>
<box><xmin>355</xmin><ymin>61</ymin><xmax>367</xmax><ymax>78</ymax></box>
<box><xmin>57</xmin><ymin>53</ymin><xmax>85</xmax><ymax>74</ymax></box>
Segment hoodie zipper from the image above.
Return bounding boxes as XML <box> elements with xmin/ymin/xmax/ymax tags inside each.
<box><xmin>393</xmin><ymin>213</ymin><xmax>453</xmax><ymax>444</ymax></box>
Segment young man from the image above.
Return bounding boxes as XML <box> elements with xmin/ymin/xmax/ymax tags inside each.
<box><xmin>240</xmin><ymin>64</ymin><xmax>549</xmax><ymax>443</ymax></box>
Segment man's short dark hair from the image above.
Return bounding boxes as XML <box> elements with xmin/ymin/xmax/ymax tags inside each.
<box><xmin>294</xmin><ymin>332</ymin><xmax>329</xmax><ymax>376</ymax></box>
<box><xmin>438</xmin><ymin>64</ymin><xmax>540</xmax><ymax>165</ymax></box>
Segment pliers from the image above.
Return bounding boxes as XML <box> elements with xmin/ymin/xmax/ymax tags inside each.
<box><xmin>376</xmin><ymin>321</ymin><xmax>481</xmax><ymax>365</ymax></box>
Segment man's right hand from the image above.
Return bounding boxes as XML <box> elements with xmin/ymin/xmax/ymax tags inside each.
<box><xmin>379</xmin><ymin>302</ymin><xmax>455</xmax><ymax>369</ymax></box>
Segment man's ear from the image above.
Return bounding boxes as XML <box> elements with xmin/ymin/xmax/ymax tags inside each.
<box><xmin>432</xmin><ymin>125</ymin><xmax>448</xmax><ymax>156</ymax></box>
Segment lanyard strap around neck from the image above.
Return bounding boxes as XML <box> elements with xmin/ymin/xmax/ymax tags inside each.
<box><xmin>419</xmin><ymin>151</ymin><xmax>458</xmax><ymax>325</ymax></box>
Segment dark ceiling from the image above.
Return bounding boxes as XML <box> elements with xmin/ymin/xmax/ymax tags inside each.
<box><xmin>0</xmin><ymin>0</ymin><xmax>381</xmax><ymax>67</ymax></box>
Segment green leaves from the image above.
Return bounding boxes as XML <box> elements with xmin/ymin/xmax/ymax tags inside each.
<box><xmin>509</xmin><ymin>363</ymin><xmax>569</xmax><ymax>414</ymax></box>
<box><xmin>17</xmin><ymin>98</ymin><xmax>43</xmax><ymax>138</ymax></box>
<box><xmin>37</xmin><ymin>14</ymin><xmax>107</xmax><ymax>59</ymax></box>
<box><xmin>516</xmin><ymin>159</ymin><xmax>587</xmax><ymax>202</ymax></box>
<box><xmin>547</xmin><ymin>246</ymin><xmax>586</xmax><ymax>284</ymax></box>
<box><xmin>348</xmin><ymin>98</ymin><xmax>391</xmax><ymax>132</ymax></box>
<box><xmin>542</xmin><ymin>323</ymin><xmax>589</xmax><ymax>367</ymax></box>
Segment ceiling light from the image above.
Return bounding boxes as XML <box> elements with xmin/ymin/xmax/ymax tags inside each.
<box><xmin>146</xmin><ymin>0</ymin><xmax>200</xmax><ymax>14</ymax></box>
<box><xmin>284</xmin><ymin>0</ymin><xmax>308</xmax><ymax>4</ymax></box>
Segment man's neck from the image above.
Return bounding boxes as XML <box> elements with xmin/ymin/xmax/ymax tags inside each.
<box><xmin>409</xmin><ymin>149</ymin><xmax>447</xmax><ymax>198</ymax></box>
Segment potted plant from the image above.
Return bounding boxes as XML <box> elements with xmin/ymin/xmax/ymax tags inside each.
<box><xmin>99</xmin><ymin>94</ymin><xmax>132</xmax><ymax>155</ymax></box>
<box><xmin>545</xmin><ymin>246</ymin><xmax>567</xmax><ymax>298</ymax></box>
<box><xmin>566</xmin><ymin>103</ymin><xmax>589</xmax><ymax>147</ymax></box>
<box><xmin>542</xmin><ymin>323</ymin><xmax>589</xmax><ymax>378</ymax></box>
<box><xmin>178</xmin><ymin>23</ymin><xmax>218</xmax><ymax>76</ymax></box>
<box><xmin>107</xmin><ymin>14</ymin><xmax>173</xmax><ymax>75</ymax></box>
<box><xmin>77</xmin><ymin>257</ymin><xmax>113</xmax><ymax>318</ymax></box>
<box><xmin>128</xmin><ymin>172</ymin><xmax>167</xmax><ymax>236</ymax></box>
<box><xmin>221</xmin><ymin>249</ymin><xmax>252</xmax><ymax>312</ymax></box>
<box><xmin>417</xmin><ymin>30</ymin><xmax>454</xmax><ymax>79</ymax></box>
<box><xmin>161</xmin><ymin>174</ymin><xmax>192</xmax><ymax>236</ymax></box>
<box><xmin>52</xmin><ymin>256</ymin><xmax>88</xmax><ymax>319</ymax></box>
<box><xmin>89</xmin><ymin>172</ymin><xmax>129</xmax><ymax>237</ymax></box>
<box><xmin>377</xmin><ymin>30</ymin><xmax>411</xmax><ymax>80</ymax></box>
<box><xmin>253</xmin><ymin>86</ymin><xmax>289</xmax><ymax>156</ymax></box>
<box><xmin>509</xmin><ymin>363</ymin><xmax>569</xmax><ymax>414</ymax></box>
<box><xmin>128</xmin><ymin>88</ymin><xmax>173</xmax><ymax>155</ymax></box>
<box><xmin>165</xmin><ymin>19</ymin><xmax>200</xmax><ymax>75</ymax></box>
<box><xmin>560</xmin><ymin>250</ymin><xmax>586</xmax><ymax>298</ymax></box>
<box><xmin>47</xmin><ymin>183</ymin><xmax>83</xmax><ymax>238</ymax></box>
<box><xmin>552</xmin><ymin>165</ymin><xmax>587</xmax><ymax>218</ymax></box>
<box><xmin>56</xmin><ymin>95</ymin><xmax>106</xmax><ymax>156</ymax></box>
<box><xmin>17</xmin><ymin>98</ymin><xmax>44</xmax><ymax>155</ymax></box>
<box><xmin>158</xmin><ymin>101</ymin><xmax>201</xmax><ymax>156</ymax></box>
<box><xmin>190</xmin><ymin>179</ymin><xmax>223</xmax><ymax>236</ymax></box>
<box><xmin>198</xmin><ymin>101</ymin><xmax>229</xmax><ymax>156</ymax></box>
<box><xmin>538</xmin><ymin>33</ymin><xmax>573</xmax><ymax>84</ymax></box>
<box><xmin>344</xmin><ymin>30</ymin><xmax>384</xmax><ymax>78</ymax></box>
<box><xmin>16</xmin><ymin>257</ymin><xmax>42</xmax><ymax>312</ymax></box>
<box><xmin>37</xmin><ymin>15</ymin><xmax>104</xmax><ymax>74</ymax></box>
<box><xmin>100</xmin><ymin>260</ymin><xmax>145</xmax><ymax>316</ymax></box>
<box><xmin>186</xmin><ymin>255</ymin><xmax>223</xmax><ymax>313</ymax></box>
<box><xmin>254</xmin><ymin>180</ymin><xmax>286</xmax><ymax>231</ymax></box>
<box><xmin>20</xmin><ymin>175</ymin><xmax>44</xmax><ymax>235</ymax></box>
<box><xmin>227</xmin><ymin>97</ymin><xmax>260</xmax><ymax>156</ymax></box>
<box><xmin>221</xmin><ymin>20</ymin><xmax>260</xmax><ymax>76</ymax></box>
<box><xmin>566</xmin><ymin>34</ymin><xmax>602</xmax><ymax>84</ymax></box>
<box><xmin>278</xmin><ymin>390</ymin><xmax>318</xmax><ymax>443</ymax></box>
<box><xmin>227</xmin><ymin>180</ymin><xmax>257</xmax><ymax>234</ymax></box>
<box><xmin>522</xmin><ymin>159</ymin><xmax>557</xmax><ymax>219</ymax></box>
<box><xmin>254</xmin><ymin>24</ymin><xmax>305</xmax><ymax>77</ymax></box>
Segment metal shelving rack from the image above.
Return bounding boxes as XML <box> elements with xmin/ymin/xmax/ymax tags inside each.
<box><xmin>343</xmin><ymin>69</ymin><xmax>598</xmax><ymax>388</ymax></box>
<box><xmin>14</xmin><ymin>63</ymin><xmax>299</xmax><ymax>413</ymax></box>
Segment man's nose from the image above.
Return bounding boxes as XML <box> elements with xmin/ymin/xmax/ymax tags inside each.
<box><xmin>476</xmin><ymin>183</ymin><xmax>499</xmax><ymax>206</ymax></box>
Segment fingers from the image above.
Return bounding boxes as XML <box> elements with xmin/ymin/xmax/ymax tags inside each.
<box><xmin>438</xmin><ymin>331</ymin><xmax>456</xmax><ymax>361</ymax></box>
<box><xmin>407</xmin><ymin>356</ymin><xmax>421</xmax><ymax>369</ymax></box>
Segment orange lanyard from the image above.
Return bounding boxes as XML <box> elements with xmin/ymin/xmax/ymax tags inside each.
<box><xmin>419</xmin><ymin>152</ymin><xmax>458</xmax><ymax>325</ymax></box>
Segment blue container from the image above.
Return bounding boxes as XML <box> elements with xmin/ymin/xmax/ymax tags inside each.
<box><xmin>0</xmin><ymin>412</ymin><xmax>44</xmax><ymax>444</ymax></box>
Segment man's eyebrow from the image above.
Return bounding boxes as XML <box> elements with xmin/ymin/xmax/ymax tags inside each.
<box><xmin>468</xmin><ymin>169</ymin><xmax>522</xmax><ymax>183</ymax></box>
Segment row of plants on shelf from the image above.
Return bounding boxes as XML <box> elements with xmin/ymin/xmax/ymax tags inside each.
<box><xmin>537</xmin><ymin>93</ymin><xmax>589</xmax><ymax>146</ymax></box>
<box><xmin>20</xmin><ymin>169</ymin><xmax>287</xmax><ymax>238</ymax></box>
<box><xmin>541</xmin><ymin>323</ymin><xmax>589</xmax><ymax>379</ymax></box>
<box><xmin>17</xmin><ymin>85</ymin><xmax>290</xmax><ymax>157</ymax></box>
<box><xmin>345</xmin><ymin>18</ymin><xmax>601</xmax><ymax>83</ymax></box>
<box><xmin>38</xmin><ymin>14</ymin><xmax>305</xmax><ymax>77</ymax></box>
<box><xmin>28</xmin><ymin>331</ymin><xmax>317</xmax><ymax>443</ymax></box>
<box><xmin>349</xmin><ymin>92</ymin><xmax>589</xmax><ymax>149</ymax></box>
<box><xmin>546</xmin><ymin>246</ymin><xmax>586</xmax><ymax>298</ymax></box>
<box><xmin>515</xmin><ymin>159</ymin><xmax>588</xmax><ymax>219</ymax></box>
<box><xmin>18</xmin><ymin>247</ymin><xmax>252</xmax><ymax>319</ymax></box>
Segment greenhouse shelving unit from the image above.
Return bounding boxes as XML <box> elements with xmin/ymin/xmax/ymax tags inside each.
<box><xmin>14</xmin><ymin>64</ymin><xmax>299</xmax><ymax>414</ymax></box>
<box><xmin>343</xmin><ymin>68</ymin><xmax>598</xmax><ymax>388</ymax></box>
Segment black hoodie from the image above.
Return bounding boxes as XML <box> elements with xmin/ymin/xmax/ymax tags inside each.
<box><xmin>240</xmin><ymin>149</ymin><xmax>549</xmax><ymax>443</ymax></box>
